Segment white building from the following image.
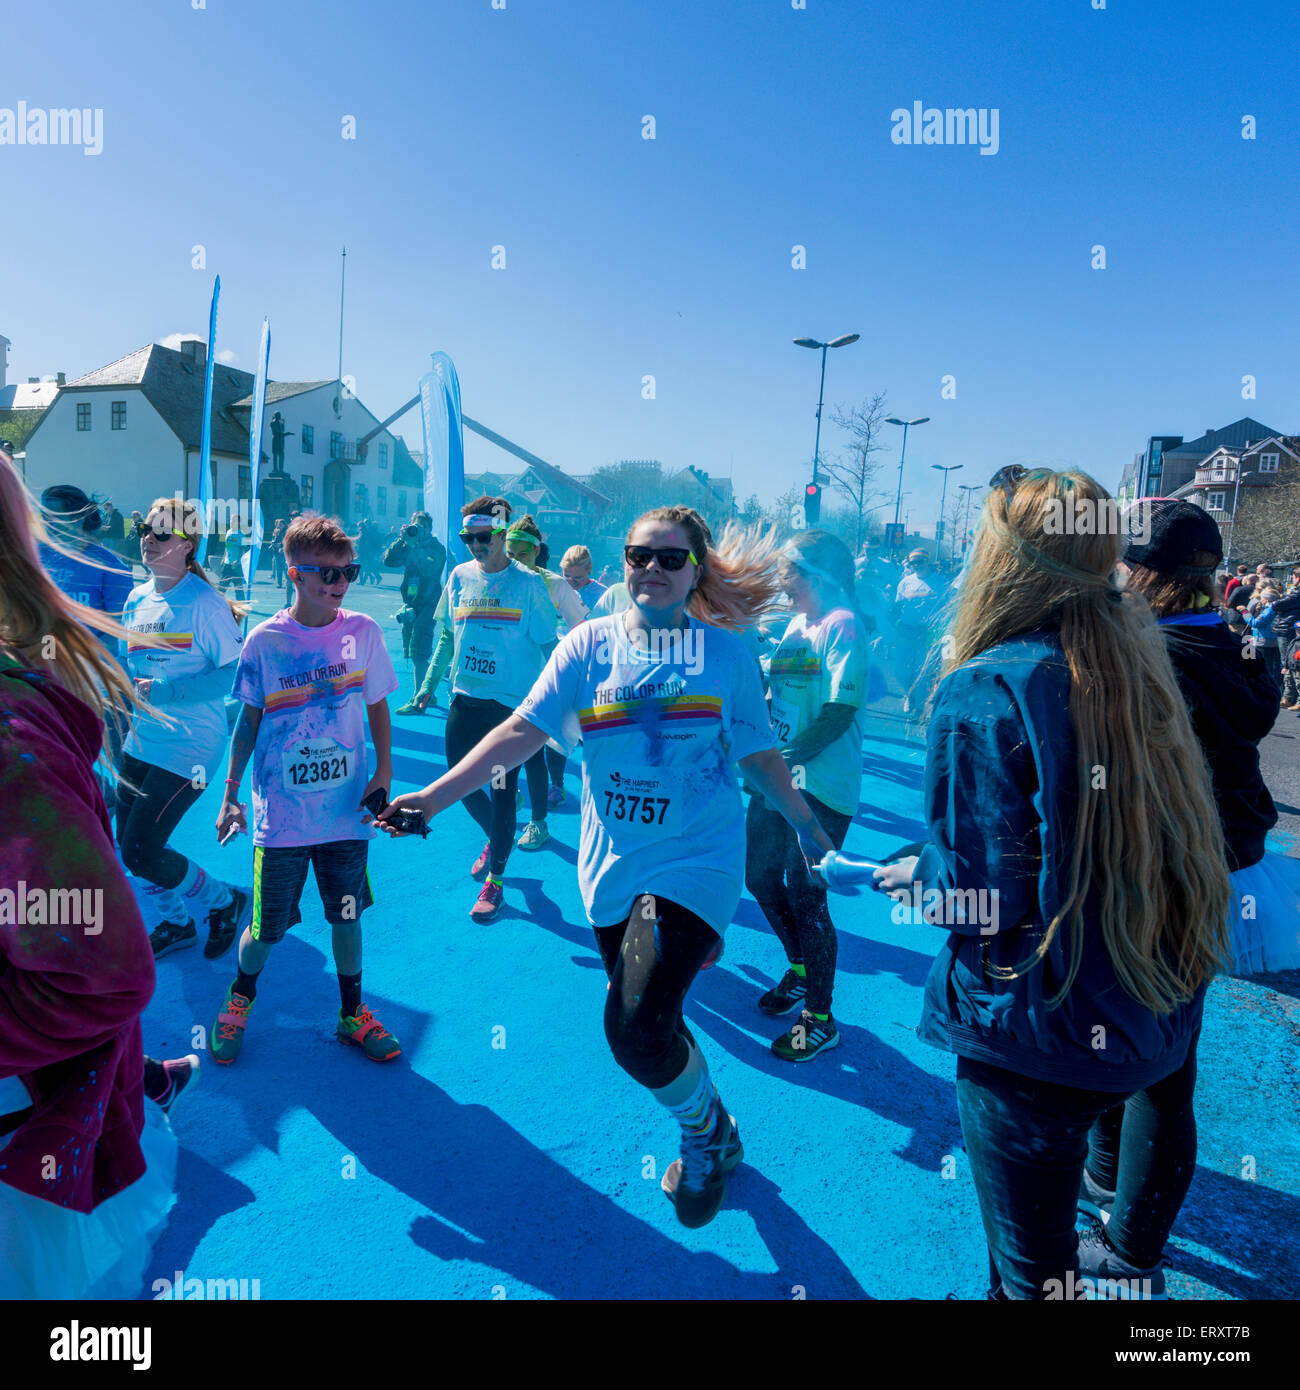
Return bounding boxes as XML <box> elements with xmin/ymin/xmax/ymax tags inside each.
<box><xmin>23</xmin><ymin>336</ymin><xmax>411</xmax><ymax>532</ymax></box>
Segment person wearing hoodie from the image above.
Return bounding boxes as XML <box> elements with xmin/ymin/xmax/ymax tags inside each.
<box><xmin>875</xmin><ymin>468</ymin><xmax>1230</xmax><ymax>1301</ymax></box>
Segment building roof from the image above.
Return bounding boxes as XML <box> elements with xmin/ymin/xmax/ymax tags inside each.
<box><xmin>56</xmin><ymin>342</ymin><xmax>256</xmax><ymax>456</ymax></box>
<box><xmin>0</xmin><ymin>381</ymin><xmax>58</xmax><ymax>410</ymax></box>
<box><xmin>228</xmin><ymin>380</ymin><xmax>335</xmax><ymax>408</ymax></box>
<box><xmin>1162</xmin><ymin>417</ymin><xmax>1282</xmax><ymax>459</ymax></box>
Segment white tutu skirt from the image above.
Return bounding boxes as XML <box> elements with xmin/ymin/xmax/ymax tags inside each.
<box><xmin>0</xmin><ymin>1103</ymin><xmax>178</xmax><ymax>1300</ymax></box>
<box><xmin>1228</xmin><ymin>851</ymin><xmax>1300</xmax><ymax>976</ymax></box>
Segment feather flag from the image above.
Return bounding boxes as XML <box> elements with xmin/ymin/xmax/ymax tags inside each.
<box><xmin>196</xmin><ymin>274</ymin><xmax>220</xmax><ymax>566</ymax></box>
<box><xmin>419</xmin><ymin>351</ymin><xmax>465</xmax><ymax>567</ymax></box>
<box><xmin>241</xmin><ymin>317</ymin><xmax>271</xmax><ymax>595</ymax></box>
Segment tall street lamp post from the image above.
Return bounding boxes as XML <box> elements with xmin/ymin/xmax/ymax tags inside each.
<box><xmin>931</xmin><ymin>463</ymin><xmax>963</xmax><ymax>563</ymax></box>
<box><xmin>885</xmin><ymin>416</ymin><xmax>930</xmax><ymax>561</ymax></box>
<box><xmin>794</xmin><ymin>334</ymin><xmax>860</xmax><ymax>489</ymax></box>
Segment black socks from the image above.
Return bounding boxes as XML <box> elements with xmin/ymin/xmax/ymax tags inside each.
<box><xmin>234</xmin><ymin>966</ymin><xmax>262</xmax><ymax>1001</ymax></box>
<box><xmin>338</xmin><ymin>971</ymin><xmax>362</xmax><ymax>1019</ymax></box>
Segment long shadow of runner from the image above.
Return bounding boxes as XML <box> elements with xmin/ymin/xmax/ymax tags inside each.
<box><xmin>1168</xmin><ymin>1164</ymin><xmax>1300</xmax><ymax>1299</ymax></box>
<box><xmin>175</xmin><ymin>935</ymin><xmax>869</xmax><ymax>1299</ymax></box>
<box><xmin>142</xmin><ymin>1150</ymin><xmax>258</xmax><ymax>1298</ymax></box>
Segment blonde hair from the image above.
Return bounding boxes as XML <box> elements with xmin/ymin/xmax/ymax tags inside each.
<box><xmin>0</xmin><ymin>451</ymin><xmax>143</xmax><ymax>723</ymax></box>
<box><xmin>561</xmin><ymin>545</ymin><xmax>592</xmax><ymax>570</ymax></box>
<box><xmin>146</xmin><ymin>496</ymin><xmax>249</xmax><ymax>623</ymax></box>
<box><xmin>284</xmin><ymin>512</ymin><xmax>354</xmax><ymax>562</ymax></box>
<box><xmin>946</xmin><ymin>468</ymin><xmax>1230</xmax><ymax>1013</ymax></box>
<box><xmin>628</xmin><ymin>506</ymin><xmax>783</xmax><ymax>630</ymax></box>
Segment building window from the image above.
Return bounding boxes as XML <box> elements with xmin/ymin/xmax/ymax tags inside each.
<box><xmin>301</xmin><ymin>475</ymin><xmax>314</xmax><ymax>506</ymax></box>
<box><xmin>77</xmin><ymin>402</ymin><xmax>91</xmax><ymax>431</ymax></box>
<box><xmin>379</xmin><ymin>443</ymin><xmax>389</xmax><ymax>469</ymax></box>
<box><xmin>397</xmin><ymin>491</ymin><xmax>407</xmax><ymax>517</ymax></box>
<box><xmin>1207</xmin><ymin>491</ymin><xmax>1226</xmax><ymax>511</ymax></box>
<box><xmin>301</xmin><ymin>424</ymin><xmax>314</xmax><ymax>455</ymax></box>
<box><xmin>330</xmin><ymin>431</ymin><xmax>343</xmax><ymax>459</ymax></box>
<box><xmin>1259</xmin><ymin>453</ymin><xmax>1279</xmax><ymax>473</ymax></box>
<box><xmin>238</xmin><ymin>466</ymin><xmax>252</xmax><ymax>502</ymax></box>
<box><xmin>111</xmin><ymin>400</ymin><xmax>126</xmax><ymax>430</ymax></box>
<box><xmin>376</xmin><ymin>486</ymin><xmax>388</xmax><ymax>514</ymax></box>
<box><xmin>354</xmin><ymin>485</ymin><xmax>367</xmax><ymax>512</ymax></box>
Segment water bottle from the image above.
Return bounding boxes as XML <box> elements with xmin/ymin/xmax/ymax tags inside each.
<box><xmin>815</xmin><ymin>850</ymin><xmax>886</xmax><ymax>893</ymax></box>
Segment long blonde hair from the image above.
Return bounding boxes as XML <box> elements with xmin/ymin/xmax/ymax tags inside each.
<box><xmin>629</xmin><ymin>506</ymin><xmax>783</xmax><ymax>629</ymax></box>
<box><xmin>0</xmin><ymin>450</ymin><xmax>143</xmax><ymax>722</ymax></box>
<box><xmin>946</xmin><ymin>468</ymin><xmax>1230</xmax><ymax>1013</ymax></box>
<box><xmin>146</xmin><ymin>496</ymin><xmax>249</xmax><ymax>624</ymax></box>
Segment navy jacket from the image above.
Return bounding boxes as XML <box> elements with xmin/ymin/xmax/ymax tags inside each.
<box><xmin>916</xmin><ymin>628</ymin><xmax>1205</xmax><ymax>1093</ymax></box>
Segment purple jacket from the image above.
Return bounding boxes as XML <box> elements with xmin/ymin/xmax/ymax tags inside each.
<box><xmin>0</xmin><ymin>652</ymin><xmax>155</xmax><ymax>1212</ymax></box>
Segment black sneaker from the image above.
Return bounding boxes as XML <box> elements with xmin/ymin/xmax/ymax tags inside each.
<box><xmin>204</xmin><ymin>887</ymin><xmax>252</xmax><ymax>960</ymax></box>
<box><xmin>1075</xmin><ymin>1226</ymin><xmax>1167</xmax><ymax>1299</ymax></box>
<box><xmin>771</xmin><ymin>1009</ymin><xmax>840</xmax><ymax>1063</ymax></box>
<box><xmin>150</xmin><ymin>916</ymin><xmax>198</xmax><ymax>958</ymax></box>
<box><xmin>758</xmin><ymin>967</ymin><xmax>808</xmax><ymax>1017</ymax></box>
<box><xmin>661</xmin><ymin>1105</ymin><xmax>744</xmax><ymax>1229</ymax></box>
<box><xmin>152</xmin><ymin>1055</ymin><xmax>201</xmax><ymax>1116</ymax></box>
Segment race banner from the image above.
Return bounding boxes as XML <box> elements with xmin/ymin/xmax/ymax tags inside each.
<box><xmin>195</xmin><ymin>274</ymin><xmax>220</xmax><ymax>566</ymax></box>
<box><xmin>241</xmin><ymin>317</ymin><xmax>271</xmax><ymax>595</ymax></box>
<box><xmin>419</xmin><ymin>350</ymin><xmax>465</xmax><ymax>567</ymax></box>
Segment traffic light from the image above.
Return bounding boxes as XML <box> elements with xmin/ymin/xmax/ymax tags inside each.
<box><xmin>804</xmin><ymin>482</ymin><xmax>822</xmax><ymax>526</ymax></box>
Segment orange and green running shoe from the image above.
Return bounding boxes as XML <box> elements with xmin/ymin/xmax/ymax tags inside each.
<box><xmin>337</xmin><ymin>1004</ymin><xmax>402</xmax><ymax>1061</ymax></box>
<box><xmin>209</xmin><ymin>987</ymin><xmax>255</xmax><ymax>1065</ymax></box>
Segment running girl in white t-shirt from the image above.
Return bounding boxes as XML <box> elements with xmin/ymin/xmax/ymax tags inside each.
<box><xmin>746</xmin><ymin>530</ymin><xmax>870</xmax><ymax>1062</ymax></box>
<box><xmin>503</xmin><ymin>515</ymin><xmax>587</xmax><ymax>849</ymax></box>
<box><xmin>410</xmin><ymin>497</ymin><xmax>564</xmax><ymax>920</ymax></box>
<box><xmin>381</xmin><ymin>506</ymin><xmax>837</xmax><ymax>1229</ymax></box>
<box><xmin>117</xmin><ymin>497</ymin><xmax>251</xmax><ymax>961</ymax></box>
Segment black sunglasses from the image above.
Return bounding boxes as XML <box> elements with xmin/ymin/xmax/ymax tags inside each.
<box><xmin>989</xmin><ymin>465</ymin><xmax>1028</xmax><ymax>505</ymax></box>
<box><xmin>624</xmin><ymin>545</ymin><xmax>697</xmax><ymax>572</ymax></box>
<box><xmin>293</xmin><ymin>563</ymin><xmax>360</xmax><ymax>584</ymax></box>
<box><xmin>460</xmin><ymin>530</ymin><xmax>496</xmax><ymax>546</ymax></box>
<box><xmin>136</xmin><ymin>520</ymin><xmax>184</xmax><ymax>541</ymax></box>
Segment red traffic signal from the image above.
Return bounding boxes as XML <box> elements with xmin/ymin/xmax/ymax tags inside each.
<box><xmin>804</xmin><ymin>483</ymin><xmax>822</xmax><ymax>525</ymax></box>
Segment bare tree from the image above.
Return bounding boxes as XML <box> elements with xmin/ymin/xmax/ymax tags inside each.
<box><xmin>1228</xmin><ymin>478</ymin><xmax>1300</xmax><ymax>566</ymax></box>
<box><xmin>826</xmin><ymin>392</ymin><xmax>890</xmax><ymax>552</ymax></box>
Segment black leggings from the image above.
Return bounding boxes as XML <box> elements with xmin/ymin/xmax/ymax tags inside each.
<box><xmin>1085</xmin><ymin>1030</ymin><xmax>1201</xmax><ymax>1268</ymax></box>
<box><xmin>744</xmin><ymin>791</ymin><xmax>851</xmax><ymax>1015</ymax></box>
<box><xmin>115</xmin><ymin>754</ymin><xmax>205</xmax><ymax>888</ymax></box>
<box><xmin>444</xmin><ymin>694</ymin><xmax>520</xmax><ymax>877</ymax></box>
<box><xmin>594</xmin><ymin>895</ymin><xmax>719</xmax><ymax>1090</ymax></box>
<box><xmin>522</xmin><ymin>745</ymin><xmax>569</xmax><ymax>819</ymax></box>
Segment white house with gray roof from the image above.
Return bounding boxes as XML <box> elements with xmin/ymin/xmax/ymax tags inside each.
<box><xmin>23</xmin><ymin>337</ymin><xmax>409</xmax><ymax>534</ymax></box>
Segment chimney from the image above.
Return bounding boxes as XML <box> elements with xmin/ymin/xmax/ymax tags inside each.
<box><xmin>56</xmin><ymin>371</ymin><xmax>65</xmax><ymax>387</ymax></box>
<box><xmin>180</xmin><ymin>338</ymin><xmax>207</xmax><ymax>368</ymax></box>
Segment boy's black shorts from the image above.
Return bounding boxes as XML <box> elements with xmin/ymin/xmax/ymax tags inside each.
<box><xmin>250</xmin><ymin>839</ymin><xmax>374</xmax><ymax>945</ymax></box>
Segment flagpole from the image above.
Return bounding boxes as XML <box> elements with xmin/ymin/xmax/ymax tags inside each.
<box><xmin>337</xmin><ymin>246</ymin><xmax>346</xmax><ymax>408</ymax></box>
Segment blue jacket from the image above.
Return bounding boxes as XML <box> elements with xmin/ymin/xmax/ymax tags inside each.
<box><xmin>916</xmin><ymin>628</ymin><xmax>1206</xmax><ymax>1092</ymax></box>
<box><xmin>38</xmin><ymin>540</ymin><xmax>133</xmax><ymax>657</ymax></box>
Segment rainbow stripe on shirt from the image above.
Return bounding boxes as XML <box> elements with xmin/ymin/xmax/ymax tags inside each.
<box><xmin>127</xmin><ymin>632</ymin><xmax>193</xmax><ymax>653</ymax></box>
<box><xmin>263</xmin><ymin>668</ymin><xmax>366</xmax><ymax>713</ymax></box>
<box><xmin>454</xmin><ymin>604</ymin><xmax>523</xmax><ymax>624</ymax></box>
<box><xmin>579</xmin><ymin>694</ymin><xmax>723</xmax><ymax>739</ymax></box>
<box><xmin>769</xmin><ymin>654</ymin><xmax>821</xmax><ymax>678</ymax></box>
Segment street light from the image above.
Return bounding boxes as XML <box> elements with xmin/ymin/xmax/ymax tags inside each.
<box><xmin>957</xmin><ymin>483</ymin><xmax>979</xmax><ymax>560</ymax></box>
<box><xmin>885</xmin><ymin>415</ymin><xmax>930</xmax><ymax>561</ymax></box>
<box><xmin>931</xmin><ymin>464</ymin><xmax>964</xmax><ymax>563</ymax></box>
<box><xmin>794</xmin><ymin>334</ymin><xmax>860</xmax><ymax>489</ymax></box>
<box><xmin>1226</xmin><ymin>462</ymin><xmax>1254</xmax><ymax>563</ymax></box>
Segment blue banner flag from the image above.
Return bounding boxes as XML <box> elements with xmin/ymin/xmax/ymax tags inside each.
<box><xmin>241</xmin><ymin>317</ymin><xmax>271</xmax><ymax>596</ymax></box>
<box><xmin>419</xmin><ymin>351</ymin><xmax>465</xmax><ymax>567</ymax></box>
<box><xmin>196</xmin><ymin>274</ymin><xmax>220</xmax><ymax>566</ymax></box>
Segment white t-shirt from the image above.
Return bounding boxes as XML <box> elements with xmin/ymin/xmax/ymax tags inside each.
<box><xmin>590</xmin><ymin>582</ymin><xmax>629</xmax><ymax>617</ymax></box>
<box><xmin>767</xmin><ymin>608</ymin><xmax>868</xmax><ymax>816</ymax></box>
<box><xmin>517</xmin><ymin>614</ymin><xmax>776</xmax><ymax>933</ymax></box>
<box><xmin>435</xmin><ymin>560</ymin><xmax>563</xmax><ymax>707</ymax></box>
<box><xmin>122</xmin><ymin>573</ymin><xmax>243</xmax><ymax>780</ymax></box>
<box><xmin>540</xmin><ymin>568</ymin><xmax>588</xmax><ymax>636</ymax></box>
<box><xmin>231</xmin><ymin>609</ymin><xmax>398</xmax><ymax>848</ymax></box>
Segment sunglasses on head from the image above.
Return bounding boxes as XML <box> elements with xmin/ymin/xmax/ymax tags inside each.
<box><xmin>624</xmin><ymin>545</ymin><xmax>697</xmax><ymax>572</ymax></box>
<box><xmin>459</xmin><ymin>529</ymin><xmax>498</xmax><ymax>546</ymax></box>
<box><xmin>988</xmin><ymin>465</ymin><xmax>1029</xmax><ymax>505</ymax></box>
<box><xmin>293</xmin><ymin>563</ymin><xmax>360</xmax><ymax>584</ymax></box>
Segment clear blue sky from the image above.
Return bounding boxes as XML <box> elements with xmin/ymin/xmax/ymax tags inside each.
<box><xmin>4</xmin><ymin>0</ymin><xmax>1299</xmax><ymax>531</ymax></box>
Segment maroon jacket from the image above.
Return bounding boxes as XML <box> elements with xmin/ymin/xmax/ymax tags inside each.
<box><xmin>0</xmin><ymin>653</ymin><xmax>155</xmax><ymax>1212</ymax></box>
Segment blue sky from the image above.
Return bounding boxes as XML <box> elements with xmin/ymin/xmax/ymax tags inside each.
<box><xmin>4</xmin><ymin>0</ymin><xmax>1298</xmax><ymax>530</ymax></box>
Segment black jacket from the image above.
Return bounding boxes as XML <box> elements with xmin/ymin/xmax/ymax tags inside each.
<box><xmin>1160</xmin><ymin>613</ymin><xmax>1277</xmax><ymax>871</ymax></box>
<box><xmin>1269</xmin><ymin>590</ymin><xmax>1300</xmax><ymax>647</ymax></box>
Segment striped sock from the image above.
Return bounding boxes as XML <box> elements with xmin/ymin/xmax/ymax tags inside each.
<box><xmin>653</xmin><ymin>1046</ymin><xmax>720</xmax><ymax>1140</ymax></box>
<box><xmin>177</xmin><ymin>859</ymin><xmax>234</xmax><ymax>913</ymax></box>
